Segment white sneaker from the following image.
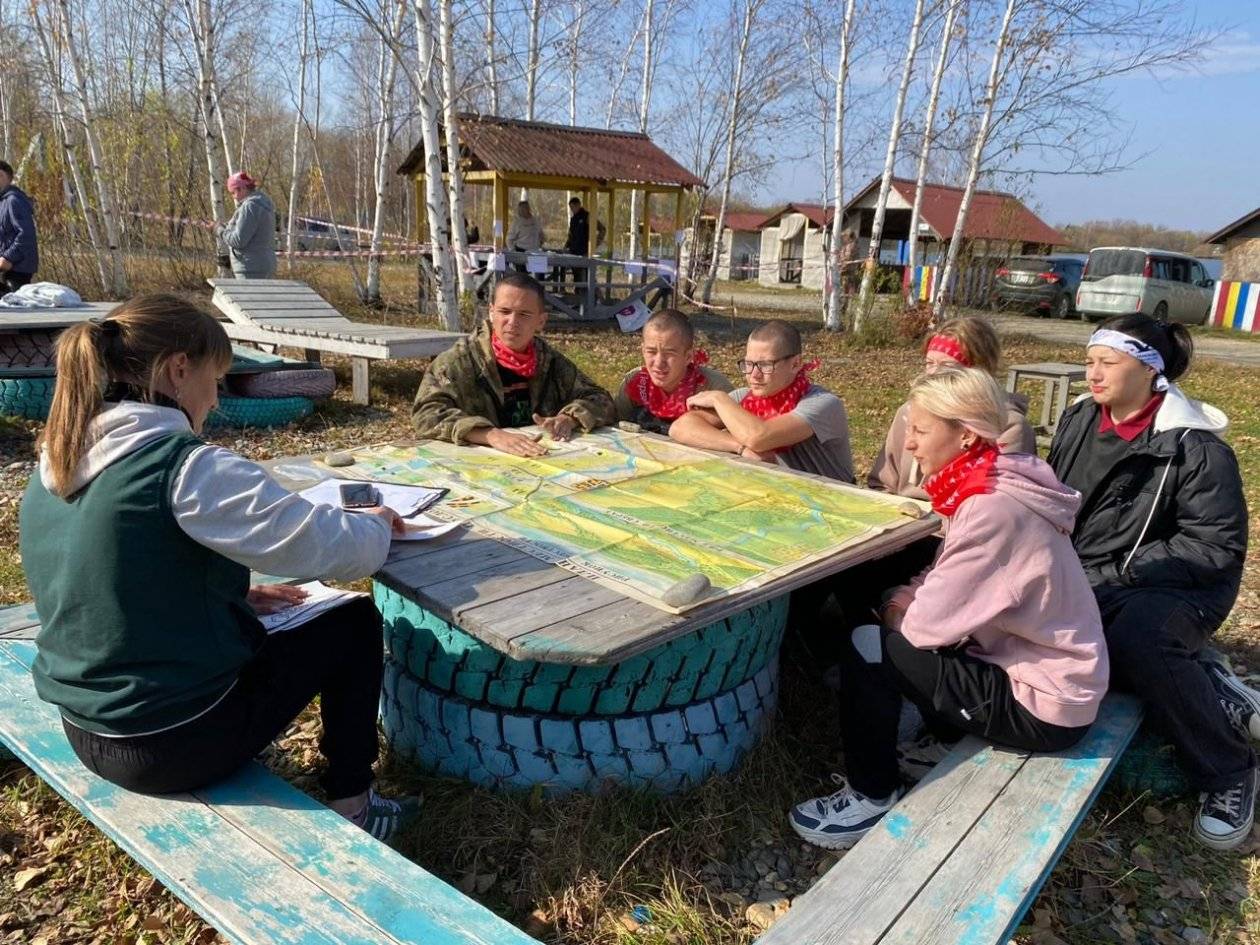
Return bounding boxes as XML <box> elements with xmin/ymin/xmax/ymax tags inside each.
<box><xmin>897</xmin><ymin>735</ymin><xmax>956</xmax><ymax>782</ymax></box>
<box><xmin>788</xmin><ymin>774</ymin><xmax>904</xmax><ymax>850</ymax></box>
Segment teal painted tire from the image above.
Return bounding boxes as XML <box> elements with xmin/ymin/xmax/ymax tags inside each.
<box><xmin>207</xmin><ymin>395</ymin><xmax>313</xmax><ymax>428</ymax></box>
<box><xmin>0</xmin><ymin>375</ymin><xmax>55</xmax><ymax>420</ymax></box>
<box><xmin>374</xmin><ymin>584</ymin><xmax>788</xmax><ymax>717</ymax></box>
<box><xmin>381</xmin><ymin>655</ymin><xmax>779</xmax><ymax>794</ymax></box>
<box><xmin>1111</xmin><ymin>720</ymin><xmax>1193</xmax><ymax>797</ymax></box>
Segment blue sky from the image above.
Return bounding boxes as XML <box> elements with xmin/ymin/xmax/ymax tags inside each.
<box><xmin>766</xmin><ymin>0</ymin><xmax>1260</xmax><ymax>234</ymax></box>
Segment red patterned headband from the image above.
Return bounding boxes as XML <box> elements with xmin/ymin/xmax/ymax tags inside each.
<box><xmin>926</xmin><ymin>334</ymin><xmax>971</xmax><ymax>367</ymax></box>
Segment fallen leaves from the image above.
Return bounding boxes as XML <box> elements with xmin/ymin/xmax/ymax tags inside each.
<box><xmin>12</xmin><ymin>865</ymin><xmax>47</xmax><ymax>892</ymax></box>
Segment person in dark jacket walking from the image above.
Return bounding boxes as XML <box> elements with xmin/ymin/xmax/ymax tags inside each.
<box><xmin>0</xmin><ymin>160</ymin><xmax>39</xmax><ymax>294</ymax></box>
<box><xmin>1047</xmin><ymin>313</ymin><xmax>1254</xmax><ymax>851</ymax></box>
<box><xmin>561</xmin><ymin>197</ymin><xmax>590</xmax><ymax>286</ymax></box>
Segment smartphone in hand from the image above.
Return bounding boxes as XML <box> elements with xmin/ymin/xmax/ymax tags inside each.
<box><xmin>338</xmin><ymin>482</ymin><xmax>380</xmax><ymax>509</ymax></box>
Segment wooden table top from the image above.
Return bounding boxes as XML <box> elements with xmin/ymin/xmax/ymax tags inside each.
<box><xmin>0</xmin><ymin>302</ymin><xmax>120</xmax><ymax>332</ymax></box>
<box><xmin>267</xmin><ymin>440</ymin><xmax>940</xmax><ymax>668</ymax></box>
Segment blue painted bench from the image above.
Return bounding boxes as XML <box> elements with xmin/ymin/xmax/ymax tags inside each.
<box><xmin>758</xmin><ymin>693</ymin><xmax>1144</xmax><ymax>944</ymax></box>
<box><xmin>0</xmin><ymin>605</ymin><xmax>538</xmax><ymax>945</ymax></box>
<box><xmin>0</xmin><ymin>596</ymin><xmax>1144</xmax><ymax>945</ymax></box>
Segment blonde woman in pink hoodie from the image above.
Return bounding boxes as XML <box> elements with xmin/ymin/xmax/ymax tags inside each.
<box><xmin>790</xmin><ymin>367</ymin><xmax>1108</xmax><ymax>850</ymax></box>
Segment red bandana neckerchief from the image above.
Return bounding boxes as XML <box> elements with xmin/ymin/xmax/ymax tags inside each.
<box><xmin>922</xmin><ymin>441</ymin><xmax>999</xmax><ymax>518</ymax></box>
<box><xmin>926</xmin><ymin>335</ymin><xmax>972</xmax><ymax>367</ymax></box>
<box><xmin>1098</xmin><ymin>393</ymin><xmax>1163</xmax><ymax>442</ymax></box>
<box><xmin>628</xmin><ymin>350</ymin><xmax>710</xmax><ymax>421</ymax></box>
<box><xmin>740</xmin><ymin>360</ymin><xmax>820</xmax><ymax>419</ymax></box>
<box><xmin>491</xmin><ymin>332</ymin><xmax>538</xmax><ymax>378</ymax></box>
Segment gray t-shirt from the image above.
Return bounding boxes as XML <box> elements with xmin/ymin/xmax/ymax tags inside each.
<box><xmin>732</xmin><ymin>383</ymin><xmax>855</xmax><ymax>483</ymax></box>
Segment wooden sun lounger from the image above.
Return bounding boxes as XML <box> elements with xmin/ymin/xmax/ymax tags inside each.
<box><xmin>208</xmin><ymin>279</ymin><xmax>461</xmax><ymax>405</ymax></box>
<box><xmin>0</xmin><ymin>301</ymin><xmax>120</xmax><ymax>332</ymax></box>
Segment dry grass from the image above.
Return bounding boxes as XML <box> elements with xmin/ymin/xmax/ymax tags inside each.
<box><xmin>0</xmin><ymin>267</ymin><xmax>1257</xmax><ymax>944</ymax></box>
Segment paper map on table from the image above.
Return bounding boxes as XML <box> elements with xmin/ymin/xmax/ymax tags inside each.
<box><xmin>328</xmin><ymin>430</ymin><xmax>927</xmax><ymax>613</ymax></box>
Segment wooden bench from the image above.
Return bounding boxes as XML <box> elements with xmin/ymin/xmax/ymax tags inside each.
<box><xmin>208</xmin><ymin>279</ymin><xmax>461</xmax><ymax>405</ymax></box>
<box><xmin>0</xmin><ymin>606</ymin><xmax>538</xmax><ymax>945</ymax></box>
<box><xmin>758</xmin><ymin>693</ymin><xmax>1144</xmax><ymax>945</ymax></box>
<box><xmin>1006</xmin><ymin>361</ymin><xmax>1087</xmax><ymax>447</ymax></box>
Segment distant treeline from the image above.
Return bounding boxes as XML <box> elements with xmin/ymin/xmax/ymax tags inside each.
<box><xmin>1056</xmin><ymin>220</ymin><xmax>1215</xmax><ymax>256</ymax></box>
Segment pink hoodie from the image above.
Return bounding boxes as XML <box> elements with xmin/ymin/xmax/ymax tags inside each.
<box><xmin>889</xmin><ymin>453</ymin><xmax>1109</xmax><ymax>728</ymax></box>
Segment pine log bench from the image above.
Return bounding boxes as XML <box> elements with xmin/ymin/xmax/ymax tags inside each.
<box><xmin>1</xmin><ymin>592</ymin><xmax>1144</xmax><ymax>945</ymax></box>
<box><xmin>0</xmin><ymin>605</ymin><xmax>537</xmax><ymax>945</ymax></box>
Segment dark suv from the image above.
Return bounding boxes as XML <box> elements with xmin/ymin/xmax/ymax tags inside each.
<box><xmin>991</xmin><ymin>255</ymin><xmax>1085</xmax><ymax>319</ymax></box>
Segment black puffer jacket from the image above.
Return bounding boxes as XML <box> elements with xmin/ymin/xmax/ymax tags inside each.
<box><xmin>1047</xmin><ymin>386</ymin><xmax>1248</xmax><ymax>621</ymax></box>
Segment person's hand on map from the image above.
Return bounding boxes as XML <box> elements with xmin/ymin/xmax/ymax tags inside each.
<box><xmin>485</xmin><ymin>428</ymin><xmax>550</xmax><ymax>457</ymax></box>
<box><xmin>685</xmin><ymin>390</ymin><xmax>731</xmax><ymax>411</ymax></box>
<box><xmin>533</xmin><ymin>413</ymin><xmax>576</xmax><ymax>442</ymax></box>
<box><xmin>247</xmin><ymin>583</ymin><xmax>309</xmax><ymax>615</ymax></box>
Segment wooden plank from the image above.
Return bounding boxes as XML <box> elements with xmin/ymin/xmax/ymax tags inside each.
<box><xmin>0</xmin><ymin>644</ymin><xmax>405</xmax><ymax>945</ymax></box>
<box><xmin>352</xmin><ymin>358</ymin><xmax>371</xmax><ymax>405</ymax></box>
<box><xmin>395</xmin><ymin>556</ymin><xmax>572</xmax><ymax>626</ymax></box>
<box><xmin>221</xmin><ymin>325</ymin><xmax>392</xmax><ymax>359</ymax></box>
<box><xmin>756</xmin><ymin>740</ymin><xmax>1028</xmax><ymax>945</ymax></box>
<box><xmin>377</xmin><ymin>537</ymin><xmax>533</xmax><ymax>596</ymax></box>
<box><xmin>208</xmin><ymin>278</ymin><xmax>309</xmax><ymax>288</ymax></box>
<box><xmin>883</xmin><ymin>695</ymin><xmax>1143</xmax><ymax>945</ymax></box>
<box><xmin>507</xmin><ymin>517</ymin><xmax>940</xmax><ymax>665</ymax></box>
<box><xmin>458</xmin><ymin>576</ymin><xmax>624</xmax><ymax>643</ymax></box>
<box><xmin>0</xmin><ymin>302</ymin><xmax>119</xmax><ymax>331</ymax></box>
<box><xmin>0</xmin><ymin>603</ymin><xmax>41</xmax><ymax>639</ymax></box>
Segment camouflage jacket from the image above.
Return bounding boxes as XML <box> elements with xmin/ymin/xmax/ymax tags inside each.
<box><xmin>411</xmin><ymin>321</ymin><xmax>616</xmax><ymax>443</ymax></box>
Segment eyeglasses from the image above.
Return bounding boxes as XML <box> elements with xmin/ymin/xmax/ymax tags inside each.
<box><xmin>737</xmin><ymin>355</ymin><xmax>796</xmax><ymax>375</ymax></box>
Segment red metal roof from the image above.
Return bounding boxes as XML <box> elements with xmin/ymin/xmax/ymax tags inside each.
<box><xmin>397</xmin><ymin>114</ymin><xmax>705</xmax><ymax>189</ymax></box>
<box><xmin>757</xmin><ymin>203</ymin><xmax>836</xmax><ymax>229</ymax></box>
<box><xmin>721</xmin><ymin>211</ymin><xmax>770</xmax><ymax>232</ymax></box>
<box><xmin>1206</xmin><ymin>206</ymin><xmax>1260</xmax><ymax>244</ymax></box>
<box><xmin>863</xmin><ymin>178</ymin><xmax>1063</xmax><ymax>245</ymax></box>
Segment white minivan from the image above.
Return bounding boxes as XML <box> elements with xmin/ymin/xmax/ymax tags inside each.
<box><xmin>1075</xmin><ymin>247</ymin><xmax>1215</xmax><ymax>325</ymax></box>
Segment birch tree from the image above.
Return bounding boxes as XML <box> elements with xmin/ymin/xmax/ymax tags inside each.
<box><xmin>439</xmin><ymin>0</ymin><xmax>470</xmax><ymax>294</ymax></box>
<box><xmin>367</xmin><ymin>0</ymin><xmax>406</xmax><ymax>300</ymax></box>
<box><xmin>905</xmin><ymin>0</ymin><xmax>960</xmax><ymax>306</ymax></box>
<box><xmin>822</xmin><ymin>0</ymin><xmax>857</xmax><ymax>331</ymax></box>
<box><xmin>412</xmin><ymin>0</ymin><xmax>460</xmax><ymax>329</ymax></box>
<box><xmin>181</xmin><ymin>0</ymin><xmax>231</xmax><ymax>276</ymax></box>
<box><xmin>524</xmin><ymin>0</ymin><xmax>543</xmax><ymax>120</ymax></box>
<box><xmin>286</xmin><ymin>0</ymin><xmax>312</xmax><ymax>270</ymax></box>
<box><xmin>627</xmin><ymin>0</ymin><xmax>654</xmax><ymax>258</ymax></box>
<box><xmin>51</xmin><ymin>0</ymin><xmax>129</xmax><ymax>294</ymax></box>
<box><xmin>853</xmin><ymin>0</ymin><xmax>926</xmax><ymax>330</ymax></box>
<box><xmin>485</xmin><ymin>0</ymin><xmax>500</xmax><ymax>114</ymax></box>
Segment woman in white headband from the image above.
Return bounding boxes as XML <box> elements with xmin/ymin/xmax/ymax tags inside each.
<box><xmin>1047</xmin><ymin>313</ymin><xmax>1251</xmax><ymax>851</ymax></box>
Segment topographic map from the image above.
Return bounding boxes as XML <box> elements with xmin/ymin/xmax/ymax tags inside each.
<box><xmin>331</xmin><ymin>430</ymin><xmax>927</xmax><ymax>612</ymax></box>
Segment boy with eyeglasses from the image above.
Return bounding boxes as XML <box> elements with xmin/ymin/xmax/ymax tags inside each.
<box><xmin>411</xmin><ymin>273</ymin><xmax>615</xmax><ymax>456</ymax></box>
<box><xmin>672</xmin><ymin>319</ymin><xmax>854</xmax><ymax>482</ymax></box>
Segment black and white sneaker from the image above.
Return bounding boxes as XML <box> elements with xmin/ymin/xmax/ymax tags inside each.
<box><xmin>1203</xmin><ymin>658</ymin><xmax>1260</xmax><ymax>742</ymax></box>
<box><xmin>1193</xmin><ymin>768</ymin><xmax>1257</xmax><ymax>851</ymax></box>
<box><xmin>788</xmin><ymin>774</ymin><xmax>904</xmax><ymax>850</ymax></box>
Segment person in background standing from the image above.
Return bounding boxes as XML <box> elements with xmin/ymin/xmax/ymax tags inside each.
<box><xmin>219</xmin><ymin>172</ymin><xmax>277</xmax><ymax>280</ymax></box>
<box><xmin>0</xmin><ymin>160</ymin><xmax>39</xmax><ymax>294</ymax></box>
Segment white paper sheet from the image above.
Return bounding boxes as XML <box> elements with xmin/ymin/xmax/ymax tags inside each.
<box><xmin>298</xmin><ymin>478</ymin><xmax>446</xmax><ymax>517</ymax></box>
<box><xmin>395</xmin><ymin>515</ymin><xmax>461</xmax><ymax>541</ymax></box>
<box><xmin>259</xmin><ymin>581</ymin><xmax>367</xmax><ymax>633</ymax></box>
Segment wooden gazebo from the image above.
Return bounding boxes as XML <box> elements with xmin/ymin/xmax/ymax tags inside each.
<box><xmin>397</xmin><ymin>115</ymin><xmax>705</xmax><ymax>319</ymax></box>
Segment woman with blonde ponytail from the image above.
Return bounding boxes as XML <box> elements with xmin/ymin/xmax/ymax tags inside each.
<box><xmin>788</xmin><ymin>367</ymin><xmax>1106</xmax><ymax>851</ymax></box>
<box><xmin>21</xmin><ymin>294</ymin><xmax>415</xmax><ymax>840</ymax></box>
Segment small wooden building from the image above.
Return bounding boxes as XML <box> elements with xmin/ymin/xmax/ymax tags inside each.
<box><xmin>685</xmin><ymin>211</ymin><xmax>768</xmax><ymax>281</ymax></box>
<box><xmin>757</xmin><ymin>204</ymin><xmax>835</xmax><ymax>290</ymax></box>
<box><xmin>1206</xmin><ymin>206</ymin><xmax>1260</xmax><ymax>282</ymax></box>
<box><xmin>397</xmin><ymin>115</ymin><xmax>705</xmax><ymax>319</ymax></box>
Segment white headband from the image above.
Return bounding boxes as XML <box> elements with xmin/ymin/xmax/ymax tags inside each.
<box><xmin>1087</xmin><ymin>329</ymin><xmax>1169</xmax><ymax>391</ymax></box>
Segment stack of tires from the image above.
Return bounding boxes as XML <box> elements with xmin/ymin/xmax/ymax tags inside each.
<box><xmin>0</xmin><ymin>331</ymin><xmax>58</xmax><ymax>421</ymax></box>
<box><xmin>376</xmin><ymin>583</ymin><xmax>788</xmax><ymax>794</ymax></box>
<box><xmin>207</xmin><ymin>349</ymin><xmax>336</xmax><ymax>429</ymax></box>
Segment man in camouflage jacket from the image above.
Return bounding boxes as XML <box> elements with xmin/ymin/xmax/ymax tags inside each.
<box><xmin>412</xmin><ymin>273</ymin><xmax>615</xmax><ymax>456</ymax></box>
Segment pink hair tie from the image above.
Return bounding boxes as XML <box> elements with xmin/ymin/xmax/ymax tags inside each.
<box><xmin>926</xmin><ymin>334</ymin><xmax>971</xmax><ymax>367</ymax></box>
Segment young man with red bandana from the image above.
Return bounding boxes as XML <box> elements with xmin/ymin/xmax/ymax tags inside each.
<box><xmin>614</xmin><ymin>309</ymin><xmax>732</xmax><ymax>435</ymax></box>
<box><xmin>671</xmin><ymin>319</ymin><xmax>854</xmax><ymax>482</ymax></box>
<box><xmin>411</xmin><ymin>273</ymin><xmax>615</xmax><ymax>456</ymax></box>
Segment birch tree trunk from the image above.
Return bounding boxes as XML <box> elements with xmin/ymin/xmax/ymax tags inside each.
<box><xmin>700</xmin><ymin>0</ymin><xmax>756</xmax><ymax>304</ymax></box>
<box><xmin>181</xmin><ymin>0</ymin><xmax>231</xmax><ymax>276</ymax></box>
<box><xmin>367</xmin><ymin>0</ymin><xmax>405</xmax><ymax>301</ymax></box>
<box><xmin>525</xmin><ymin>0</ymin><xmax>542</xmax><ymax>120</ymax></box>
<box><xmin>439</xmin><ymin>0</ymin><xmax>470</xmax><ymax>294</ymax></box>
<box><xmin>485</xmin><ymin>0</ymin><xmax>499</xmax><ymax>114</ymax></box>
<box><xmin>853</xmin><ymin>0</ymin><xmax>926</xmax><ymax>330</ymax></box>
<box><xmin>286</xmin><ymin>0</ymin><xmax>311</xmax><ymax>271</ymax></box>
<box><xmin>567</xmin><ymin>0</ymin><xmax>585</xmax><ymax>125</ymax></box>
<box><xmin>30</xmin><ymin>1</ymin><xmax>110</xmax><ymax>292</ymax></box>
<box><xmin>412</xmin><ymin>0</ymin><xmax>460</xmax><ymax>330</ymax></box>
<box><xmin>627</xmin><ymin>0</ymin><xmax>653</xmax><ymax>258</ymax></box>
<box><xmin>905</xmin><ymin>0</ymin><xmax>960</xmax><ymax>306</ymax></box>
<box><xmin>53</xmin><ymin>0</ymin><xmax>128</xmax><ymax>295</ymax></box>
<box><xmin>823</xmin><ymin>0</ymin><xmax>857</xmax><ymax>331</ymax></box>
<box><xmin>933</xmin><ymin>0</ymin><xmax>1016</xmax><ymax>321</ymax></box>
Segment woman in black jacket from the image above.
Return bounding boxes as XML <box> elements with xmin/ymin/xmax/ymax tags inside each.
<box><xmin>1048</xmin><ymin>313</ymin><xmax>1252</xmax><ymax>850</ymax></box>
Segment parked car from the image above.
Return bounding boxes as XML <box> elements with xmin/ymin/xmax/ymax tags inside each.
<box><xmin>292</xmin><ymin>219</ymin><xmax>363</xmax><ymax>252</ymax></box>
<box><xmin>1075</xmin><ymin>247</ymin><xmax>1215</xmax><ymax>325</ymax></box>
<box><xmin>991</xmin><ymin>255</ymin><xmax>1084</xmax><ymax>319</ymax></box>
